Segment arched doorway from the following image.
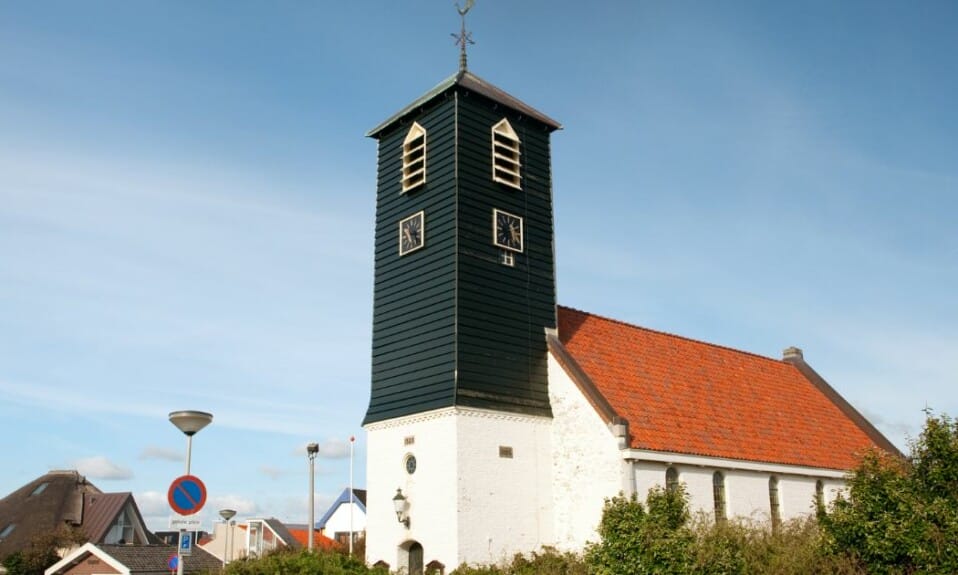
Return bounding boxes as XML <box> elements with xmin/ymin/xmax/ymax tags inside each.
<box><xmin>399</xmin><ymin>540</ymin><xmax>424</xmax><ymax>575</ymax></box>
<box><xmin>408</xmin><ymin>542</ymin><xmax>423</xmax><ymax>575</ymax></box>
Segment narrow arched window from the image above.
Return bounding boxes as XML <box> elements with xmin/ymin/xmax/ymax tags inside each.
<box><xmin>665</xmin><ymin>466</ymin><xmax>679</xmax><ymax>493</ymax></box>
<box><xmin>491</xmin><ymin>119</ymin><xmax>522</xmax><ymax>189</ymax></box>
<box><xmin>402</xmin><ymin>122</ymin><xmax>427</xmax><ymax>192</ymax></box>
<box><xmin>815</xmin><ymin>480</ymin><xmax>825</xmax><ymax>513</ymax></box>
<box><xmin>769</xmin><ymin>476</ymin><xmax>781</xmax><ymax>530</ymax></box>
<box><xmin>713</xmin><ymin>471</ymin><xmax>727</xmax><ymax>524</ymax></box>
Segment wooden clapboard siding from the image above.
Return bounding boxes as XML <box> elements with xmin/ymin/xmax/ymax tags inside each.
<box><xmin>364</xmin><ymin>73</ymin><xmax>558</xmax><ymax>425</ymax></box>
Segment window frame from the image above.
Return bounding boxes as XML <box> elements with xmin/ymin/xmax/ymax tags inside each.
<box><xmin>712</xmin><ymin>471</ymin><xmax>727</xmax><ymax>524</ymax></box>
<box><xmin>769</xmin><ymin>476</ymin><xmax>781</xmax><ymax>529</ymax></box>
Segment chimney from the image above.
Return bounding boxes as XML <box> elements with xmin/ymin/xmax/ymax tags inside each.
<box><xmin>782</xmin><ymin>346</ymin><xmax>804</xmax><ymax>363</ymax></box>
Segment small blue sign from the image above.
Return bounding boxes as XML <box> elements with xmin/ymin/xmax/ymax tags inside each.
<box><xmin>168</xmin><ymin>555</ymin><xmax>178</xmax><ymax>570</ymax></box>
<box><xmin>180</xmin><ymin>532</ymin><xmax>193</xmax><ymax>556</ymax></box>
<box><xmin>167</xmin><ymin>475</ymin><xmax>207</xmax><ymax>516</ymax></box>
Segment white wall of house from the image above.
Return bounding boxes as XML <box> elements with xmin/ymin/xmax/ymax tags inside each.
<box><xmin>323</xmin><ymin>501</ymin><xmax>367</xmax><ymax>538</ymax></box>
<box><xmin>365</xmin><ymin>406</ymin><xmax>553</xmax><ymax>571</ymax></box>
<box><xmin>200</xmin><ymin>522</ymin><xmax>246</xmax><ymax>562</ymax></box>
<box><xmin>547</xmin><ymin>353</ymin><xmax>628</xmax><ymax>551</ymax></box>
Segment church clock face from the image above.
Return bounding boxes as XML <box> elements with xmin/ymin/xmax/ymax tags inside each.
<box><xmin>399</xmin><ymin>211</ymin><xmax>425</xmax><ymax>256</ymax></box>
<box><xmin>493</xmin><ymin>209</ymin><xmax>523</xmax><ymax>252</ymax></box>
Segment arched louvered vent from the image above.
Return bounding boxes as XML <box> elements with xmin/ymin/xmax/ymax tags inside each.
<box><xmin>491</xmin><ymin>119</ymin><xmax>521</xmax><ymax>189</ymax></box>
<box><xmin>402</xmin><ymin>122</ymin><xmax>427</xmax><ymax>192</ymax></box>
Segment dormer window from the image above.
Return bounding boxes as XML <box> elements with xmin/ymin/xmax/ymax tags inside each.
<box><xmin>401</xmin><ymin>122</ymin><xmax>427</xmax><ymax>192</ymax></box>
<box><xmin>491</xmin><ymin>119</ymin><xmax>521</xmax><ymax>189</ymax></box>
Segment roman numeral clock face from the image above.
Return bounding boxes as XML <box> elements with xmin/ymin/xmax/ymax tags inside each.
<box><xmin>399</xmin><ymin>211</ymin><xmax>424</xmax><ymax>256</ymax></box>
<box><xmin>494</xmin><ymin>209</ymin><xmax>523</xmax><ymax>252</ymax></box>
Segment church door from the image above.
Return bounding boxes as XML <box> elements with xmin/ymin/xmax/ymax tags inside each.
<box><xmin>408</xmin><ymin>542</ymin><xmax>424</xmax><ymax>575</ymax></box>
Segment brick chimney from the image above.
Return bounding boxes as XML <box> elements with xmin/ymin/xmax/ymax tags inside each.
<box><xmin>782</xmin><ymin>346</ymin><xmax>804</xmax><ymax>363</ymax></box>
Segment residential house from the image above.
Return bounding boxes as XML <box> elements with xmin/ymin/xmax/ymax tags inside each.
<box><xmin>0</xmin><ymin>471</ymin><xmax>154</xmax><ymax>563</ymax></box>
<box><xmin>45</xmin><ymin>543</ymin><xmax>220</xmax><ymax>575</ymax></box>
<box><xmin>315</xmin><ymin>488</ymin><xmax>366</xmax><ymax>547</ymax></box>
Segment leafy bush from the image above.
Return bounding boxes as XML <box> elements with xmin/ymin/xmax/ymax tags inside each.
<box><xmin>449</xmin><ymin>547</ymin><xmax>587</xmax><ymax>575</ymax></box>
<box><xmin>222</xmin><ymin>548</ymin><xmax>388</xmax><ymax>575</ymax></box>
<box><xmin>820</xmin><ymin>410</ymin><xmax>958</xmax><ymax>574</ymax></box>
<box><xmin>585</xmin><ymin>485</ymin><xmax>694</xmax><ymax>575</ymax></box>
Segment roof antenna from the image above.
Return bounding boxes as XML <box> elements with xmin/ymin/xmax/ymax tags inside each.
<box><xmin>452</xmin><ymin>0</ymin><xmax>475</xmax><ymax>73</ymax></box>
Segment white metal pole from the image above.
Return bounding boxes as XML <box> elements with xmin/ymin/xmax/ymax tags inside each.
<box><xmin>349</xmin><ymin>436</ymin><xmax>354</xmax><ymax>556</ymax></box>
<box><xmin>308</xmin><ymin>452</ymin><xmax>315</xmax><ymax>552</ymax></box>
<box><xmin>178</xmin><ymin>434</ymin><xmax>192</xmax><ymax>575</ymax></box>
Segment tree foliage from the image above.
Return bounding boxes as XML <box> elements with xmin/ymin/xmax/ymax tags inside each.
<box><xmin>1</xmin><ymin>527</ymin><xmax>86</xmax><ymax>575</ymax></box>
<box><xmin>820</xmin><ymin>410</ymin><xmax>958</xmax><ymax>574</ymax></box>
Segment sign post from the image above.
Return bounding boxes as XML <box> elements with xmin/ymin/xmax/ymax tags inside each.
<box><xmin>168</xmin><ymin>475</ymin><xmax>207</xmax><ymax>575</ymax></box>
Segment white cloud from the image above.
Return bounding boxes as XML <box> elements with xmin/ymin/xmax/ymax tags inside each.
<box><xmin>74</xmin><ymin>455</ymin><xmax>133</xmax><ymax>480</ymax></box>
<box><xmin>139</xmin><ymin>446</ymin><xmax>183</xmax><ymax>462</ymax></box>
<box><xmin>259</xmin><ymin>465</ymin><xmax>287</xmax><ymax>480</ymax></box>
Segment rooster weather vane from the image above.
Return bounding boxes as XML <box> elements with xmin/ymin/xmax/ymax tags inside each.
<box><xmin>452</xmin><ymin>0</ymin><xmax>475</xmax><ymax>72</ymax></box>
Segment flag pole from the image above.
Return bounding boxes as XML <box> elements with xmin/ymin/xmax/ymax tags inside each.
<box><xmin>349</xmin><ymin>435</ymin><xmax>355</xmax><ymax>556</ymax></box>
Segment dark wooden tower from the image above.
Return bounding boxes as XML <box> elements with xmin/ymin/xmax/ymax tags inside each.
<box><xmin>363</xmin><ymin>70</ymin><xmax>561</xmax><ymax>425</ymax></box>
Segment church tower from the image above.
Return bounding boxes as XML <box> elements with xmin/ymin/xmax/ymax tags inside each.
<box><xmin>362</xmin><ymin>29</ymin><xmax>562</xmax><ymax>572</ymax></box>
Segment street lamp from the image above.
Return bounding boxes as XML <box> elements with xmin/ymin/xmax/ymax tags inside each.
<box><xmin>306</xmin><ymin>443</ymin><xmax>319</xmax><ymax>552</ymax></box>
<box><xmin>170</xmin><ymin>410</ymin><xmax>213</xmax><ymax>575</ymax></box>
<box><xmin>218</xmin><ymin>509</ymin><xmax>236</xmax><ymax>568</ymax></box>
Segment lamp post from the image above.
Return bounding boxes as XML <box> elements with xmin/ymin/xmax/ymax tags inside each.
<box><xmin>306</xmin><ymin>443</ymin><xmax>319</xmax><ymax>552</ymax></box>
<box><xmin>218</xmin><ymin>509</ymin><xmax>236</xmax><ymax>568</ymax></box>
<box><xmin>170</xmin><ymin>410</ymin><xmax>213</xmax><ymax>575</ymax></box>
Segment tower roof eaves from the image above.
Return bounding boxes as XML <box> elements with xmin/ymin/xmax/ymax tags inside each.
<box><xmin>366</xmin><ymin>70</ymin><xmax>561</xmax><ymax>139</ymax></box>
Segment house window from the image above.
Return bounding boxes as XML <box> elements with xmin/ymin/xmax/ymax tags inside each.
<box><xmin>106</xmin><ymin>508</ymin><xmax>135</xmax><ymax>544</ymax></box>
<box><xmin>0</xmin><ymin>524</ymin><xmax>15</xmax><ymax>540</ymax></box>
<box><xmin>713</xmin><ymin>471</ymin><xmax>727</xmax><ymax>524</ymax></box>
<box><xmin>665</xmin><ymin>467</ymin><xmax>679</xmax><ymax>493</ymax></box>
<box><xmin>499</xmin><ymin>250</ymin><xmax>515</xmax><ymax>267</ymax></box>
<box><xmin>499</xmin><ymin>446</ymin><xmax>514</xmax><ymax>458</ymax></box>
<box><xmin>491</xmin><ymin>119</ymin><xmax>521</xmax><ymax>189</ymax></box>
<box><xmin>815</xmin><ymin>480</ymin><xmax>825</xmax><ymax>512</ymax></box>
<box><xmin>30</xmin><ymin>483</ymin><xmax>49</xmax><ymax>496</ymax></box>
<box><xmin>769</xmin><ymin>476</ymin><xmax>781</xmax><ymax>529</ymax></box>
<box><xmin>402</xmin><ymin>122</ymin><xmax>427</xmax><ymax>192</ymax></box>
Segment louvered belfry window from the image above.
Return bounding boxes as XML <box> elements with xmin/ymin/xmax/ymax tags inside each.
<box><xmin>402</xmin><ymin>122</ymin><xmax>426</xmax><ymax>192</ymax></box>
<box><xmin>491</xmin><ymin>118</ymin><xmax>522</xmax><ymax>189</ymax></box>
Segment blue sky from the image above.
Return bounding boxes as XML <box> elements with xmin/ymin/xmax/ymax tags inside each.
<box><xmin>1</xmin><ymin>1</ymin><xmax>955</xmax><ymax>532</ymax></box>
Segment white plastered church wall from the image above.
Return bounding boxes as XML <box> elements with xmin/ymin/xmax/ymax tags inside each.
<box><xmin>547</xmin><ymin>352</ymin><xmax>625</xmax><ymax>551</ymax></box>
<box><xmin>454</xmin><ymin>408</ymin><xmax>554</xmax><ymax>566</ymax></box>
<box><xmin>365</xmin><ymin>409</ymin><xmax>460</xmax><ymax>571</ymax></box>
<box><xmin>632</xmin><ymin>456</ymin><xmax>847</xmax><ymax>523</ymax></box>
<box><xmin>365</xmin><ymin>406</ymin><xmax>554</xmax><ymax>571</ymax></box>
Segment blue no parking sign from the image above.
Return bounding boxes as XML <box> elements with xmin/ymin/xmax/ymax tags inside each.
<box><xmin>167</xmin><ymin>475</ymin><xmax>207</xmax><ymax>516</ymax></box>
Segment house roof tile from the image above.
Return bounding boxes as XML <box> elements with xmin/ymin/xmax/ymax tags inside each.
<box><xmin>556</xmin><ymin>306</ymin><xmax>884</xmax><ymax>470</ymax></box>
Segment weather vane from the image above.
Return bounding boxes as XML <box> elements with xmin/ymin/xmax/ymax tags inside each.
<box><xmin>452</xmin><ymin>0</ymin><xmax>475</xmax><ymax>72</ymax></box>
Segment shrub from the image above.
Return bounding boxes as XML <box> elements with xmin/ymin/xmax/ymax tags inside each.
<box><xmin>222</xmin><ymin>547</ymin><xmax>387</xmax><ymax>575</ymax></box>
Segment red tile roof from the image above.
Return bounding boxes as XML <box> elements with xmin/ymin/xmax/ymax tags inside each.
<box><xmin>287</xmin><ymin>527</ymin><xmax>340</xmax><ymax>551</ymax></box>
<box><xmin>556</xmin><ymin>306</ymin><xmax>884</xmax><ymax>470</ymax></box>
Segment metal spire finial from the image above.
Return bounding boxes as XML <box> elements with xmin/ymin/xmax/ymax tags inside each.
<box><xmin>452</xmin><ymin>0</ymin><xmax>475</xmax><ymax>73</ymax></box>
